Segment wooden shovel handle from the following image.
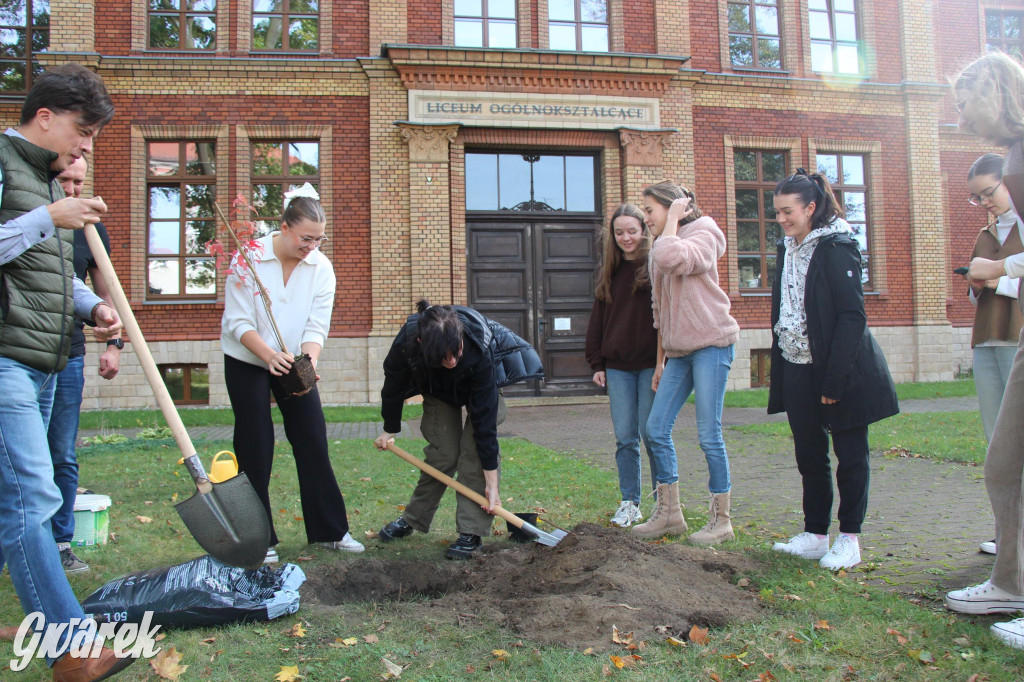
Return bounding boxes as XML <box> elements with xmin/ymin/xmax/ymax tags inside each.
<box><xmin>83</xmin><ymin>224</ymin><xmax>209</xmax><ymax>489</ymax></box>
<box><xmin>386</xmin><ymin>442</ymin><xmax>525</xmax><ymax>529</ymax></box>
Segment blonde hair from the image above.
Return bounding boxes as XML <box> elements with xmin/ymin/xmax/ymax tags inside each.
<box><xmin>953</xmin><ymin>52</ymin><xmax>1024</xmax><ymax>147</ymax></box>
<box><xmin>642</xmin><ymin>181</ymin><xmax>704</xmax><ymax>227</ymax></box>
<box><xmin>594</xmin><ymin>204</ymin><xmax>651</xmax><ymax>303</ymax></box>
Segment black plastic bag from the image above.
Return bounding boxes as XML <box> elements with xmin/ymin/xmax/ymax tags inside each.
<box><xmin>83</xmin><ymin>555</ymin><xmax>305</xmax><ymax>629</ymax></box>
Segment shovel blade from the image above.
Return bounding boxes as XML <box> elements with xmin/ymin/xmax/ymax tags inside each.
<box><xmin>175</xmin><ymin>473</ymin><xmax>271</xmax><ymax>569</ymax></box>
<box><xmin>520</xmin><ymin>520</ymin><xmax>568</xmax><ymax>547</ymax></box>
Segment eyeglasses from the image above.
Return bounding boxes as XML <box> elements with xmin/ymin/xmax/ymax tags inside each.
<box><xmin>954</xmin><ymin>99</ymin><xmax>967</xmax><ymax>113</ymax></box>
<box><xmin>297</xmin><ymin>235</ymin><xmax>329</xmax><ymax>246</ymax></box>
<box><xmin>968</xmin><ymin>182</ymin><xmax>1001</xmax><ymax>206</ymax></box>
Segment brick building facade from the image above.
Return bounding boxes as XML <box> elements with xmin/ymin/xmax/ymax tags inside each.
<box><xmin>3</xmin><ymin>0</ymin><xmax>1019</xmax><ymax>407</ymax></box>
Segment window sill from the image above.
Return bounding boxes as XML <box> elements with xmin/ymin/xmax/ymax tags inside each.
<box><xmin>730</xmin><ymin>66</ymin><xmax>790</xmax><ymax>76</ymax></box>
<box><xmin>738</xmin><ymin>291</ymin><xmax>772</xmax><ymax>297</ymax></box>
<box><xmin>143</xmin><ymin>299</ymin><xmax>220</xmax><ymax>306</ymax></box>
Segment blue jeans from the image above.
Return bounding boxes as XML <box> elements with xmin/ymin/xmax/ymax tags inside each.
<box><xmin>47</xmin><ymin>354</ymin><xmax>85</xmax><ymax>544</ymax></box>
<box><xmin>0</xmin><ymin>356</ymin><xmax>89</xmax><ymax>663</ymax></box>
<box><xmin>646</xmin><ymin>345</ymin><xmax>734</xmax><ymax>492</ymax></box>
<box><xmin>606</xmin><ymin>367</ymin><xmax>656</xmax><ymax>503</ymax></box>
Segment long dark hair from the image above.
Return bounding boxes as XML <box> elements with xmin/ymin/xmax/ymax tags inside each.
<box><xmin>773</xmin><ymin>168</ymin><xmax>844</xmax><ymax>231</ymax></box>
<box><xmin>412</xmin><ymin>299</ymin><xmax>463</xmax><ymax>368</ymax></box>
<box><xmin>968</xmin><ymin>153</ymin><xmax>1004</xmax><ymax>180</ymax></box>
<box><xmin>594</xmin><ymin>204</ymin><xmax>651</xmax><ymax>303</ymax></box>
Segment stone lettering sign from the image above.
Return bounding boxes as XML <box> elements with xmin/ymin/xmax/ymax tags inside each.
<box><xmin>408</xmin><ymin>90</ymin><xmax>660</xmax><ymax>130</ymax></box>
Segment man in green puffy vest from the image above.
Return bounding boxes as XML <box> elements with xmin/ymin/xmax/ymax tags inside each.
<box><xmin>0</xmin><ymin>64</ymin><xmax>133</xmax><ymax>681</ymax></box>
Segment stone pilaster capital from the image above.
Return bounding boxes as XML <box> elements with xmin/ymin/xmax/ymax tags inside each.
<box><xmin>396</xmin><ymin>122</ymin><xmax>460</xmax><ymax>163</ymax></box>
<box><xmin>618</xmin><ymin>128</ymin><xmax>675</xmax><ymax>167</ymax></box>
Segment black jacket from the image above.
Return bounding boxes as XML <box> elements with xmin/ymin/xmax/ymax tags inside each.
<box><xmin>380</xmin><ymin>306</ymin><xmax>543</xmax><ymax>469</ymax></box>
<box><xmin>767</xmin><ymin>234</ymin><xmax>899</xmax><ymax>431</ymax></box>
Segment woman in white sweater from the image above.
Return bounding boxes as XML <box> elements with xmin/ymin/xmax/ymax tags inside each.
<box><xmin>221</xmin><ymin>184</ymin><xmax>362</xmax><ymax>563</ymax></box>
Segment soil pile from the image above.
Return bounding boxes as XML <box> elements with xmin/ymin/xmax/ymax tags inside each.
<box><xmin>304</xmin><ymin>523</ymin><xmax>764</xmax><ymax>650</ymax></box>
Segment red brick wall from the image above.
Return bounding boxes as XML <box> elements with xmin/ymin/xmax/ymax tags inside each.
<box><xmin>689</xmin><ymin>0</ymin><xmax>722</xmax><ymax>72</ymax></box>
<box><xmin>408</xmin><ymin>0</ymin><xmax>442</xmax><ymax>45</ymax></box>
<box><xmin>94</xmin><ymin>94</ymin><xmax>372</xmax><ymax>341</ymax></box>
<box><xmin>692</xmin><ymin>105</ymin><xmax>912</xmax><ymax>330</ymax></box>
<box><xmin>95</xmin><ymin>0</ymin><xmax>131</xmax><ymax>56</ymax></box>
<box><xmin>623</xmin><ymin>0</ymin><xmax>656</xmax><ymax>55</ymax></box>
<box><xmin>335</xmin><ymin>1</ymin><xmax>371</xmax><ymax>56</ymax></box>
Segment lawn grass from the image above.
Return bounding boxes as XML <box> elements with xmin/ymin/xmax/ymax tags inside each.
<box><xmin>3</xmin><ymin>435</ymin><xmax>1020</xmax><ymax>680</ymax></box>
<box><xmin>734</xmin><ymin>411</ymin><xmax>988</xmax><ymax>464</ymax></box>
<box><xmin>77</xmin><ymin>378</ymin><xmax>975</xmax><ymax>430</ymax></box>
<box><xmin>76</xmin><ymin>404</ymin><xmax>424</xmax><ymax>431</ymax></box>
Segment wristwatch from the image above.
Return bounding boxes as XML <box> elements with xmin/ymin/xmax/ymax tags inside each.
<box><xmin>106</xmin><ymin>338</ymin><xmax>125</xmax><ymax>350</ymax></box>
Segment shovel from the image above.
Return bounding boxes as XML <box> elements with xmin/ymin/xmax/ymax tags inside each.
<box><xmin>386</xmin><ymin>443</ymin><xmax>568</xmax><ymax>547</ymax></box>
<box><xmin>84</xmin><ymin>224</ymin><xmax>271</xmax><ymax>569</ymax></box>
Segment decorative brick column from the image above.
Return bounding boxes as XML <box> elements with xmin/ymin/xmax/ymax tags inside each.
<box><xmin>51</xmin><ymin>0</ymin><xmax>95</xmax><ymax>53</ymax></box>
<box><xmin>901</xmin><ymin>0</ymin><xmax>952</xmax><ymax>380</ymax></box>
<box><xmin>370</xmin><ymin>0</ymin><xmax>408</xmax><ymax>50</ymax></box>
<box><xmin>397</xmin><ymin>122</ymin><xmax>460</xmax><ymax>307</ymax></box>
<box><xmin>618</xmin><ymin>128</ymin><xmax>675</xmax><ymax>202</ymax></box>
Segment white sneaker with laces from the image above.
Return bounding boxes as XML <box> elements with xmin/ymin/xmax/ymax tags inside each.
<box><xmin>772</xmin><ymin>532</ymin><xmax>829</xmax><ymax>560</ymax></box>
<box><xmin>819</xmin><ymin>533</ymin><xmax>861</xmax><ymax>570</ymax></box>
<box><xmin>264</xmin><ymin>548</ymin><xmax>279</xmax><ymax>564</ymax></box>
<box><xmin>318</xmin><ymin>532</ymin><xmax>365</xmax><ymax>553</ymax></box>
<box><xmin>610</xmin><ymin>501</ymin><xmax>643</xmax><ymax>528</ymax></box>
<box><xmin>979</xmin><ymin>539</ymin><xmax>997</xmax><ymax>555</ymax></box>
<box><xmin>945</xmin><ymin>580</ymin><xmax>1024</xmax><ymax>614</ymax></box>
<box><xmin>991</xmin><ymin>618</ymin><xmax>1024</xmax><ymax>649</ymax></box>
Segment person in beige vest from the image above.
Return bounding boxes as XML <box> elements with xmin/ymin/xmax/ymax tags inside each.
<box><xmin>961</xmin><ymin>153</ymin><xmax>1023</xmax><ymax>557</ymax></box>
<box><xmin>944</xmin><ymin>50</ymin><xmax>1024</xmax><ymax>652</ymax></box>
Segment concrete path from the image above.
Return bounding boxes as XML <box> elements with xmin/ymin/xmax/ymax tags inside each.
<box><xmin>80</xmin><ymin>394</ymin><xmax>993</xmax><ymax>595</ymax></box>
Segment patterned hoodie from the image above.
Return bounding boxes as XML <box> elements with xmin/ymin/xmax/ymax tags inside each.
<box><xmin>775</xmin><ymin>218</ymin><xmax>853</xmax><ymax>364</ymax></box>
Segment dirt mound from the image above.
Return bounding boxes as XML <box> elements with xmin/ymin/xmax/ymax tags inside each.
<box><xmin>305</xmin><ymin>523</ymin><xmax>764</xmax><ymax>650</ymax></box>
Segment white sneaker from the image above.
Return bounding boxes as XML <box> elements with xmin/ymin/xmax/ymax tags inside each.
<box><xmin>980</xmin><ymin>539</ymin><xmax>997</xmax><ymax>555</ymax></box>
<box><xmin>991</xmin><ymin>618</ymin><xmax>1024</xmax><ymax>649</ymax></box>
<box><xmin>263</xmin><ymin>548</ymin><xmax>279</xmax><ymax>564</ymax></box>
<box><xmin>610</xmin><ymin>501</ymin><xmax>643</xmax><ymax>528</ymax></box>
<box><xmin>819</xmin><ymin>533</ymin><xmax>861</xmax><ymax>571</ymax></box>
<box><xmin>945</xmin><ymin>580</ymin><xmax>1024</xmax><ymax>614</ymax></box>
<box><xmin>318</xmin><ymin>532</ymin><xmax>365</xmax><ymax>553</ymax></box>
<box><xmin>772</xmin><ymin>532</ymin><xmax>829</xmax><ymax>560</ymax></box>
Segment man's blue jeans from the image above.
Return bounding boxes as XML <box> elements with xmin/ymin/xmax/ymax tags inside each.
<box><xmin>0</xmin><ymin>356</ymin><xmax>89</xmax><ymax>663</ymax></box>
<box><xmin>646</xmin><ymin>344</ymin><xmax>734</xmax><ymax>492</ymax></box>
<box><xmin>606</xmin><ymin>367</ymin><xmax>656</xmax><ymax>504</ymax></box>
<box><xmin>47</xmin><ymin>354</ymin><xmax>85</xmax><ymax>544</ymax></box>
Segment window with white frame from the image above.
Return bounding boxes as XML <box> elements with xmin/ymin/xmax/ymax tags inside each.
<box><xmin>454</xmin><ymin>0</ymin><xmax>517</xmax><ymax>48</ymax></box>
<box><xmin>548</xmin><ymin>0</ymin><xmax>608</xmax><ymax>52</ymax></box>
<box><xmin>808</xmin><ymin>0</ymin><xmax>860</xmax><ymax>74</ymax></box>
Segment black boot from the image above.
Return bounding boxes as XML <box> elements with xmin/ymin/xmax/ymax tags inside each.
<box><xmin>445</xmin><ymin>533</ymin><xmax>482</xmax><ymax>560</ymax></box>
<box><xmin>379</xmin><ymin>517</ymin><xmax>415</xmax><ymax>542</ymax></box>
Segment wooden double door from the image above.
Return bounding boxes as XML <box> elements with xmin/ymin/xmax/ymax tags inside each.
<box><xmin>467</xmin><ymin>218</ymin><xmax>601</xmax><ymax>396</ymax></box>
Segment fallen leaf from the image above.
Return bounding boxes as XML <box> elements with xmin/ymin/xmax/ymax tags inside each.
<box><xmin>535</xmin><ymin>507</ymin><xmax>547</xmax><ymax>513</ymax></box>
<box><xmin>689</xmin><ymin>625</ymin><xmax>709</xmax><ymax>645</ymax></box>
<box><xmin>609</xmin><ymin>655</ymin><xmax>625</xmax><ymax>669</ymax></box>
<box><xmin>381</xmin><ymin>657</ymin><xmax>404</xmax><ymax>679</ymax></box>
<box><xmin>201</xmin><ymin>637</ymin><xmax>216</xmax><ymax>644</ymax></box>
<box><xmin>136</xmin><ymin>515</ymin><xmax>153</xmax><ymax>523</ymax></box>
<box><xmin>783</xmin><ymin>594</ymin><xmax>802</xmax><ymax>601</ymax></box>
<box><xmin>602</xmin><ymin>664</ymin><xmax>612</xmax><ymax>677</ymax></box>
<box><xmin>170</xmin><ymin>493</ymin><xmax>178</xmax><ymax>501</ymax></box>
<box><xmin>364</xmin><ymin>634</ymin><xmax>379</xmax><ymax>644</ymax></box>
<box><xmin>285</xmin><ymin>623</ymin><xmax>306</xmax><ymax>638</ymax></box>
<box><xmin>144</xmin><ymin>501</ymin><xmax>153</xmax><ymax>506</ymax></box>
<box><xmin>149</xmin><ymin>647</ymin><xmax>188</xmax><ymax>680</ymax></box>
<box><xmin>666</xmin><ymin>636</ymin><xmax>686</xmax><ymax>647</ymax></box>
<box><xmin>814</xmin><ymin>620</ymin><xmax>831</xmax><ymax>630</ymax></box>
<box><xmin>492</xmin><ymin>528</ymin><xmax>505</xmax><ymax>536</ymax></box>
<box><xmin>342</xmin><ymin>637</ymin><xmax>358</xmax><ymax>646</ymax></box>
<box><xmin>583</xmin><ymin>647</ymin><xmax>595</xmax><ymax>655</ymax></box>
<box><xmin>511</xmin><ymin>641</ymin><xmax>525</xmax><ymax>648</ymax></box>
<box><xmin>492</xmin><ymin>649</ymin><xmax>510</xmax><ymax>662</ymax></box>
<box><xmin>293</xmin><ymin>516</ymin><xmax>304</xmax><ymax>521</ymax></box>
<box><xmin>886</xmin><ymin>628</ymin><xmax>909</xmax><ymax>646</ymax></box>
<box><xmin>376</xmin><ymin>621</ymin><xmax>390</xmax><ymax>632</ymax></box>
<box><xmin>758</xmin><ymin>672</ymin><xmax>777</xmax><ymax>681</ymax></box>
<box><xmin>396</xmin><ymin>505</ymin><xmax>406</xmax><ymax>511</ymax></box>
<box><xmin>276</xmin><ymin>665</ymin><xmax>301</xmax><ymax>682</ymax></box>
<box><xmin>612</xmin><ymin>625</ymin><xmax>634</xmax><ymax>645</ymax></box>
<box><xmin>908</xmin><ymin>649</ymin><xmax>934</xmax><ymax>664</ymax></box>
<box><xmin>296</xmin><ymin>555</ymin><xmax>315</xmax><ymax>562</ymax></box>
<box><xmin>365</xmin><ymin>530</ymin><xmax>380</xmax><ymax>540</ymax></box>
<box><xmin>787</xmin><ymin>633</ymin><xmax>804</xmax><ymax>643</ymax></box>
<box><xmin>359</xmin><ymin>477</ymin><xmax>371</xmax><ymax>482</ymax></box>
<box><xmin>837</xmin><ymin>570</ymin><xmax>847</xmax><ymax>578</ymax></box>
<box><xmin>807</xmin><ymin>580</ymin><xmax>815</xmax><ymax>588</ymax></box>
<box><xmin>710</xmin><ymin>673</ymin><xmax>723</xmax><ymax>682</ymax></box>
<box><xmin>155</xmin><ymin>633</ymin><xmax>167</xmax><ymax>642</ymax></box>
<box><xmin>465</xmin><ymin>665</ymin><xmax>476</xmax><ymax>673</ymax></box>
<box><xmin>655</xmin><ymin>625</ymin><xmax>671</xmax><ymax>635</ymax></box>
<box><xmin>737</xmin><ymin>578</ymin><xmax>750</xmax><ymax>587</ymax></box>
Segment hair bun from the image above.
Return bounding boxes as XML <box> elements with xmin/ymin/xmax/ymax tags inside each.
<box><xmin>796</xmin><ymin>167</ymin><xmax>808</xmax><ymax>176</ymax></box>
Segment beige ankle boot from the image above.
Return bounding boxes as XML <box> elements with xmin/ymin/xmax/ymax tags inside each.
<box><xmin>688</xmin><ymin>492</ymin><xmax>735</xmax><ymax>546</ymax></box>
<box><xmin>631</xmin><ymin>482</ymin><xmax>687</xmax><ymax>539</ymax></box>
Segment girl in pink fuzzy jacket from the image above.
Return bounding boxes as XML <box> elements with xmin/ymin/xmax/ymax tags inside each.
<box><xmin>630</xmin><ymin>182</ymin><xmax>739</xmax><ymax>545</ymax></box>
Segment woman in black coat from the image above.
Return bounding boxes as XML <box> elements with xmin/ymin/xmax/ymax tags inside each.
<box><xmin>767</xmin><ymin>169</ymin><xmax>898</xmax><ymax>571</ymax></box>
